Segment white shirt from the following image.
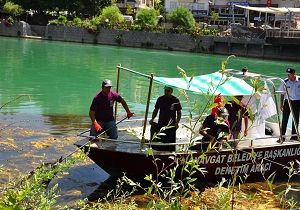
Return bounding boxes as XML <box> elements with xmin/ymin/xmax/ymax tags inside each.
<box><xmin>278</xmin><ymin>76</ymin><xmax>300</xmax><ymax>100</ymax></box>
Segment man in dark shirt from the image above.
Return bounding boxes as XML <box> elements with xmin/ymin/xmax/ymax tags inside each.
<box><xmin>198</xmin><ymin>107</ymin><xmax>230</xmax><ymax>149</ymax></box>
<box><xmin>149</xmin><ymin>85</ymin><xmax>182</xmax><ymax>151</ymax></box>
<box><xmin>225</xmin><ymin>95</ymin><xmax>249</xmax><ymax>139</ymax></box>
<box><xmin>190</xmin><ymin>107</ymin><xmax>230</xmax><ymax>151</ymax></box>
<box><xmin>89</xmin><ymin>79</ymin><xmax>133</xmax><ymax>139</ymax></box>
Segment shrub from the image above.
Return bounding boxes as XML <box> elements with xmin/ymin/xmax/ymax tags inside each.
<box><xmin>135</xmin><ymin>8</ymin><xmax>159</xmax><ymax>28</ymax></box>
<box><xmin>167</xmin><ymin>7</ymin><xmax>195</xmax><ymax>29</ymax></box>
<box><xmin>57</xmin><ymin>15</ymin><xmax>68</xmax><ymax>25</ymax></box>
<box><xmin>4</xmin><ymin>16</ymin><xmax>14</xmax><ymax>27</ymax></box>
<box><xmin>80</xmin><ymin>16</ymin><xmax>101</xmax><ymax>33</ymax></box>
<box><xmin>100</xmin><ymin>6</ymin><xmax>124</xmax><ymax>26</ymax></box>
<box><xmin>210</xmin><ymin>11</ymin><xmax>220</xmax><ymax>24</ymax></box>
<box><xmin>72</xmin><ymin>17</ymin><xmax>82</xmax><ymax>27</ymax></box>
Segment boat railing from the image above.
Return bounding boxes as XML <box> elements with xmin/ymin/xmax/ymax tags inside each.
<box><xmin>80</xmin><ymin>132</ymin><xmax>299</xmax><ymax>152</ymax></box>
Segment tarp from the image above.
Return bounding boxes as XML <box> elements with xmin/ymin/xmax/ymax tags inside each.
<box><xmin>235</xmin><ymin>5</ymin><xmax>300</xmax><ymax>14</ymax></box>
<box><xmin>153</xmin><ymin>72</ymin><xmax>255</xmax><ymax>96</ymax></box>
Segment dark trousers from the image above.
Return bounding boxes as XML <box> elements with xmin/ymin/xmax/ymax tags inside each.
<box><xmin>150</xmin><ymin>122</ymin><xmax>176</xmax><ymax>151</ymax></box>
<box><xmin>281</xmin><ymin>100</ymin><xmax>300</xmax><ymax>137</ymax></box>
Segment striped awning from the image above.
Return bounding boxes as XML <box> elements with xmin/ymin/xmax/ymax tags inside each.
<box><xmin>153</xmin><ymin>72</ymin><xmax>254</xmax><ymax>96</ymax></box>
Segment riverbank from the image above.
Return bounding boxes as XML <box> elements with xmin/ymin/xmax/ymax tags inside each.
<box><xmin>1</xmin><ymin>21</ymin><xmax>299</xmax><ymax>61</ymax></box>
<box><xmin>0</xmin><ymin>121</ymin><xmax>291</xmax><ymax>209</ymax></box>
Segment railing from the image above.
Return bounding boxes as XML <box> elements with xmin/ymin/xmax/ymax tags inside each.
<box><xmin>265</xmin><ymin>29</ymin><xmax>300</xmax><ymax>38</ymax></box>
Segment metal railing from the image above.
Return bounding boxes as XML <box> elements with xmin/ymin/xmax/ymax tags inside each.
<box><xmin>265</xmin><ymin>28</ymin><xmax>300</xmax><ymax>38</ymax></box>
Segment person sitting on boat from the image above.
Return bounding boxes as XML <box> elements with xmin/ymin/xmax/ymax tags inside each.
<box><xmin>225</xmin><ymin>95</ymin><xmax>249</xmax><ymax>139</ymax></box>
<box><xmin>277</xmin><ymin>67</ymin><xmax>300</xmax><ymax>142</ymax></box>
<box><xmin>89</xmin><ymin>79</ymin><xmax>133</xmax><ymax>139</ymax></box>
<box><xmin>192</xmin><ymin>107</ymin><xmax>230</xmax><ymax>151</ymax></box>
<box><xmin>149</xmin><ymin>85</ymin><xmax>182</xmax><ymax>151</ymax></box>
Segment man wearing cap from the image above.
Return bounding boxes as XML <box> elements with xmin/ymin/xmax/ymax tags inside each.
<box><xmin>89</xmin><ymin>79</ymin><xmax>133</xmax><ymax>139</ymax></box>
<box><xmin>191</xmin><ymin>107</ymin><xmax>231</xmax><ymax>150</ymax></box>
<box><xmin>278</xmin><ymin>68</ymin><xmax>300</xmax><ymax>142</ymax></box>
<box><xmin>149</xmin><ymin>85</ymin><xmax>182</xmax><ymax>151</ymax></box>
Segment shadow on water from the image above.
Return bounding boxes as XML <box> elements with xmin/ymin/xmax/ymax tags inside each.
<box><xmin>48</xmin><ymin>162</ymin><xmax>110</xmax><ymax>207</ymax></box>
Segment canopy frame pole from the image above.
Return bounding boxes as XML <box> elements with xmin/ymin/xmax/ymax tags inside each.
<box><xmin>247</xmin><ymin>9</ymin><xmax>250</xmax><ymax>28</ymax></box>
<box><xmin>268</xmin><ymin>79</ymin><xmax>283</xmax><ymax>140</ymax></box>
<box><xmin>247</xmin><ymin>9</ymin><xmax>250</xmax><ymax>27</ymax></box>
<box><xmin>265</xmin><ymin>12</ymin><xmax>268</xmax><ymax>26</ymax></box>
<box><xmin>142</xmin><ymin>73</ymin><xmax>154</xmax><ymax>142</ymax></box>
<box><xmin>115</xmin><ymin>64</ymin><xmax>121</xmax><ymax>120</ymax></box>
<box><xmin>232</xmin><ymin>4</ymin><xmax>235</xmax><ymax>24</ymax></box>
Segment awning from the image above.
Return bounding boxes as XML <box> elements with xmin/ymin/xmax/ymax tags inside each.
<box><xmin>153</xmin><ymin>72</ymin><xmax>255</xmax><ymax>96</ymax></box>
<box><xmin>235</xmin><ymin>5</ymin><xmax>300</xmax><ymax>14</ymax></box>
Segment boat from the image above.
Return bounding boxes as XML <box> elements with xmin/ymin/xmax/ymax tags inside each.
<box><xmin>75</xmin><ymin>65</ymin><xmax>300</xmax><ymax>181</ymax></box>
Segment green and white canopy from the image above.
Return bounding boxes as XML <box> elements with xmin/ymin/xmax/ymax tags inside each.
<box><xmin>153</xmin><ymin>72</ymin><xmax>254</xmax><ymax>96</ymax></box>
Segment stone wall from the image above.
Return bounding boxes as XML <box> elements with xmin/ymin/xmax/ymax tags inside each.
<box><xmin>0</xmin><ymin>22</ymin><xmax>299</xmax><ymax>61</ymax></box>
<box><xmin>0</xmin><ymin>21</ymin><xmax>31</xmax><ymax>37</ymax></box>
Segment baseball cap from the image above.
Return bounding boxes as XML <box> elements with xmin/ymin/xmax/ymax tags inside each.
<box><xmin>286</xmin><ymin>68</ymin><xmax>296</xmax><ymax>74</ymax></box>
<box><xmin>102</xmin><ymin>79</ymin><xmax>112</xmax><ymax>87</ymax></box>
<box><xmin>164</xmin><ymin>85</ymin><xmax>173</xmax><ymax>91</ymax></box>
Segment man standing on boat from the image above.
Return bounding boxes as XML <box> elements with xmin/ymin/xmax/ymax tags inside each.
<box><xmin>225</xmin><ymin>95</ymin><xmax>249</xmax><ymax>139</ymax></box>
<box><xmin>278</xmin><ymin>68</ymin><xmax>300</xmax><ymax>142</ymax></box>
<box><xmin>89</xmin><ymin>79</ymin><xmax>133</xmax><ymax>139</ymax></box>
<box><xmin>149</xmin><ymin>85</ymin><xmax>182</xmax><ymax>151</ymax></box>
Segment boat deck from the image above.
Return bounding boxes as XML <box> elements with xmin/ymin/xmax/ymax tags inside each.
<box><xmin>77</xmin><ymin>123</ymin><xmax>300</xmax><ymax>155</ymax></box>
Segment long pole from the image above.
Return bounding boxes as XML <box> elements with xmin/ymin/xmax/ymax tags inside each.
<box><xmin>68</xmin><ymin>116</ymin><xmax>128</xmax><ymax>160</ymax></box>
<box><xmin>142</xmin><ymin>73</ymin><xmax>154</xmax><ymax>141</ymax></box>
<box><xmin>115</xmin><ymin>64</ymin><xmax>121</xmax><ymax>120</ymax></box>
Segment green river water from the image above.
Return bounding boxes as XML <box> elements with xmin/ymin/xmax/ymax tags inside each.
<box><xmin>1</xmin><ymin>36</ymin><xmax>300</xmax><ymax>207</ymax></box>
<box><xmin>1</xmin><ymin>36</ymin><xmax>300</xmax><ymax>119</ymax></box>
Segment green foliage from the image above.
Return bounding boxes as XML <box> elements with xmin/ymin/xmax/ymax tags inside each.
<box><xmin>153</xmin><ymin>0</ymin><xmax>164</xmax><ymax>14</ymax></box>
<box><xmin>125</xmin><ymin>3</ymin><xmax>134</xmax><ymax>15</ymax></box>
<box><xmin>210</xmin><ymin>11</ymin><xmax>219</xmax><ymax>23</ymax></box>
<box><xmin>0</xmin><ymin>147</ymin><xmax>87</xmax><ymax>209</ymax></box>
<box><xmin>0</xmin><ymin>164</ymin><xmax>60</xmax><ymax>209</ymax></box>
<box><xmin>11</xmin><ymin>0</ymin><xmax>109</xmax><ymax>17</ymax></box>
<box><xmin>57</xmin><ymin>15</ymin><xmax>67</xmax><ymax>25</ymax></box>
<box><xmin>3</xmin><ymin>1</ymin><xmax>23</xmax><ymax>17</ymax></box>
<box><xmin>167</xmin><ymin>7</ymin><xmax>195</xmax><ymax>29</ymax></box>
<box><xmin>100</xmin><ymin>5</ymin><xmax>124</xmax><ymax>26</ymax></box>
<box><xmin>48</xmin><ymin>15</ymin><xmax>68</xmax><ymax>26</ymax></box>
<box><xmin>79</xmin><ymin>16</ymin><xmax>101</xmax><ymax>32</ymax></box>
<box><xmin>72</xmin><ymin>17</ymin><xmax>83</xmax><ymax>27</ymax></box>
<box><xmin>189</xmin><ymin>26</ymin><xmax>220</xmax><ymax>37</ymax></box>
<box><xmin>135</xmin><ymin>8</ymin><xmax>159</xmax><ymax>28</ymax></box>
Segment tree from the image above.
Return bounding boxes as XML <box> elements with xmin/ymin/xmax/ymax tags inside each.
<box><xmin>10</xmin><ymin>0</ymin><xmax>113</xmax><ymax>17</ymax></box>
<box><xmin>153</xmin><ymin>0</ymin><xmax>164</xmax><ymax>15</ymax></box>
<box><xmin>100</xmin><ymin>5</ymin><xmax>124</xmax><ymax>26</ymax></box>
<box><xmin>167</xmin><ymin>7</ymin><xmax>195</xmax><ymax>29</ymax></box>
<box><xmin>210</xmin><ymin>11</ymin><xmax>219</xmax><ymax>25</ymax></box>
<box><xmin>11</xmin><ymin>0</ymin><xmax>51</xmax><ymax>13</ymax></box>
<box><xmin>3</xmin><ymin>1</ymin><xmax>23</xmax><ymax>17</ymax></box>
<box><xmin>135</xmin><ymin>8</ymin><xmax>159</xmax><ymax>28</ymax></box>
